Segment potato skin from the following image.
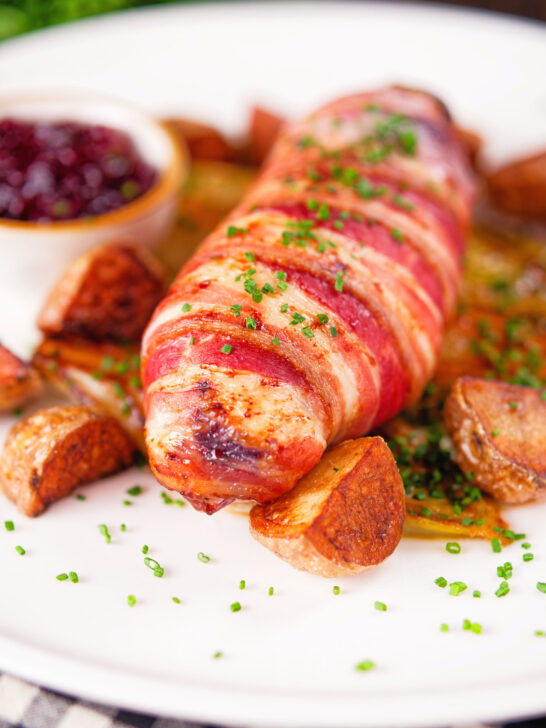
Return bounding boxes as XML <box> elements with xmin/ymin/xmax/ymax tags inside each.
<box><xmin>33</xmin><ymin>337</ymin><xmax>145</xmax><ymax>452</ymax></box>
<box><xmin>250</xmin><ymin>437</ymin><xmax>405</xmax><ymax>577</ymax></box>
<box><xmin>38</xmin><ymin>242</ymin><xmax>166</xmax><ymax>342</ymax></box>
<box><xmin>0</xmin><ymin>343</ymin><xmax>42</xmax><ymax>412</ymax></box>
<box><xmin>0</xmin><ymin>405</ymin><xmax>134</xmax><ymax>516</ymax></box>
<box><xmin>486</xmin><ymin>150</ymin><xmax>546</xmax><ymax>219</ymax></box>
<box><xmin>444</xmin><ymin>377</ymin><xmax>546</xmax><ymax>504</ymax></box>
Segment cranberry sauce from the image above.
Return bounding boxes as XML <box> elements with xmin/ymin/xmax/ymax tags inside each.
<box><xmin>0</xmin><ymin>119</ymin><xmax>157</xmax><ymax>222</ymax></box>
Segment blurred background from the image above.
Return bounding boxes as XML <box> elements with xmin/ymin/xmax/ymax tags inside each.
<box><xmin>0</xmin><ymin>0</ymin><xmax>544</xmax><ymax>42</ymax></box>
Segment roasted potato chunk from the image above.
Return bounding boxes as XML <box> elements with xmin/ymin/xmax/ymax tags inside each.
<box><xmin>0</xmin><ymin>405</ymin><xmax>134</xmax><ymax>517</ymax></box>
<box><xmin>454</xmin><ymin>125</ymin><xmax>482</xmax><ymax>172</ymax></box>
<box><xmin>33</xmin><ymin>338</ymin><xmax>145</xmax><ymax>452</ymax></box>
<box><xmin>444</xmin><ymin>377</ymin><xmax>546</xmax><ymax>504</ymax></box>
<box><xmin>157</xmin><ymin>160</ymin><xmax>257</xmax><ymax>274</ymax></box>
<box><xmin>163</xmin><ymin>117</ymin><xmax>235</xmax><ymax>162</ymax></box>
<box><xmin>486</xmin><ymin>150</ymin><xmax>546</xmax><ymax>219</ymax></box>
<box><xmin>38</xmin><ymin>242</ymin><xmax>166</xmax><ymax>342</ymax></box>
<box><xmin>249</xmin><ymin>437</ymin><xmax>405</xmax><ymax>577</ymax></box>
<box><xmin>247</xmin><ymin>106</ymin><xmax>286</xmax><ymax>165</ymax></box>
<box><xmin>0</xmin><ymin>343</ymin><xmax>42</xmax><ymax>413</ymax></box>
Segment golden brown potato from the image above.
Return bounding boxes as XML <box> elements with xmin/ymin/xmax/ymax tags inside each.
<box><xmin>33</xmin><ymin>338</ymin><xmax>145</xmax><ymax>452</ymax></box>
<box><xmin>38</xmin><ymin>242</ymin><xmax>166</xmax><ymax>342</ymax></box>
<box><xmin>0</xmin><ymin>343</ymin><xmax>42</xmax><ymax>413</ymax></box>
<box><xmin>486</xmin><ymin>150</ymin><xmax>546</xmax><ymax>219</ymax></box>
<box><xmin>444</xmin><ymin>377</ymin><xmax>546</xmax><ymax>504</ymax></box>
<box><xmin>162</xmin><ymin>117</ymin><xmax>235</xmax><ymax>162</ymax></box>
<box><xmin>0</xmin><ymin>405</ymin><xmax>134</xmax><ymax>517</ymax></box>
<box><xmin>247</xmin><ymin>106</ymin><xmax>286</xmax><ymax>165</ymax></box>
<box><xmin>249</xmin><ymin>437</ymin><xmax>405</xmax><ymax>577</ymax></box>
<box><xmin>454</xmin><ymin>125</ymin><xmax>483</xmax><ymax>173</ymax></box>
<box><xmin>156</xmin><ymin>160</ymin><xmax>257</xmax><ymax>275</ymax></box>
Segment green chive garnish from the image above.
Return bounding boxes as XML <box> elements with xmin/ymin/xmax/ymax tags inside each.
<box><xmin>355</xmin><ymin>660</ymin><xmax>375</xmax><ymax>672</ymax></box>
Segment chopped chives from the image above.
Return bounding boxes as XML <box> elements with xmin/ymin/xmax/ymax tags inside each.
<box><xmin>230</xmin><ymin>601</ymin><xmax>242</xmax><ymax>612</ymax></box>
<box><xmin>120</xmin><ymin>524</ymin><xmax>126</xmax><ymax>532</ymax></box>
<box><xmin>127</xmin><ymin>594</ymin><xmax>136</xmax><ymax>607</ymax></box>
<box><xmin>220</xmin><ymin>344</ymin><xmax>233</xmax><ymax>354</ymax></box>
<box><xmin>491</xmin><ymin>538</ymin><xmax>502</xmax><ymax>553</ymax></box>
<box><xmin>449</xmin><ymin>581</ymin><xmax>467</xmax><ymax>596</ymax></box>
<box><xmin>213</xmin><ymin>651</ymin><xmax>223</xmax><ymax>659</ymax></box>
<box><xmin>181</xmin><ymin>303</ymin><xmax>191</xmax><ymax>313</ymax></box>
<box><xmin>523</xmin><ymin>553</ymin><xmax>534</xmax><ymax>562</ymax></box>
<box><xmin>446</xmin><ymin>542</ymin><xmax>461</xmax><ymax>554</ymax></box>
<box><xmin>144</xmin><ymin>557</ymin><xmax>164</xmax><ymax>578</ymax></box>
<box><xmin>522</xmin><ymin>542</ymin><xmax>531</xmax><ymax>549</ymax></box>
<box><xmin>537</xmin><ymin>582</ymin><xmax>546</xmax><ymax>594</ymax></box>
<box><xmin>268</xmin><ymin>587</ymin><xmax>274</xmax><ymax>596</ymax></box>
<box><xmin>440</xmin><ymin>623</ymin><xmax>449</xmax><ymax>632</ymax></box>
<box><xmin>98</xmin><ymin>524</ymin><xmax>111</xmax><ymax>544</ymax></box>
<box><xmin>473</xmin><ymin>590</ymin><xmax>481</xmax><ymax>598</ymax></box>
<box><xmin>227</xmin><ymin>226</ymin><xmax>247</xmax><ymax>238</ymax></box>
<box><xmin>69</xmin><ymin>571</ymin><xmax>79</xmax><ymax>583</ymax></box>
<box><xmin>197</xmin><ymin>552</ymin><xmax>210</xmax><ymax>563</ymax></box>
<box><xmin>374</xmin><ymin>601</ymin><xmax>387</xmax><ymax>611</ymax></box>
<box><xmin>56</xmin><ymin>573</ymin><xmax>68</xmax><ymax>581</ymax></box>
<box><xmin>127</xmin><ymin>485</ymin><xmax>142</xmax><ymax>496</ymax></box>
<box><xmin>75</xmin><ymin>494</ymin><xmax>86</xmax><ymax>501</ymax></box>
<box><xmin>15</xmin><ymin>545</ymin><xmax>25</xmax><ymax>556</ymax></box>
<box><xmin>355</xmin><ymin>660</ymin><xmax>375</xmax><ymax>672</ymax></box>
<box><xmin>172</xmin><ymin>597</ymin><xmax>181</xmax><ymax>604</ymax></box>
<box><xmin>435</xmin><ymin>577</ymin><xmax>447</xmax><ymax>588</ymax></box>
<box><xmin>332</xmin><ymin>585</ymin><xmax>340</xmax><ymax>595</ymax></box>
<box><xmin>4</xmin><ymin>521</ymin><xmax>14</xmax><ymax>531</ymax></box>
<box><xmin>495</xmin><ymin>581</ymin><xmax>510</xmax><ymax>597</ymax></box>
<box><xmin>334</xmin><ymin>271</ymin><xmax>345</xmax><ymax>291</ymax></box>
<box><xmin>239</xmin><ymin>580</ymin><xmax>246</xmax><ymax>590</ymax></box>
<box><xmin>142</xmin><ymin>545</ymin><xmax>149</xmax><ymax>554</ymax></box>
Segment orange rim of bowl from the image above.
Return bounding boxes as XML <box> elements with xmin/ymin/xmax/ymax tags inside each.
<box><xmin>0</xmin><ymin>121</ymin><xmax>188</xmax><ymax>230</ymax></box>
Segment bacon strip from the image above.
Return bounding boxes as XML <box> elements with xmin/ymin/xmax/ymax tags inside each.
<box><xmin>142</xmin><ymin>86</ymin><xmax>475</xmax><ymax>513</ymax></box>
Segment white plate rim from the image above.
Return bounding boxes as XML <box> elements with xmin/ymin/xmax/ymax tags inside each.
<box><xmin>1</xmin><ymin>3</ymin><xmax>546</xmax><ymax>727</ymax></box>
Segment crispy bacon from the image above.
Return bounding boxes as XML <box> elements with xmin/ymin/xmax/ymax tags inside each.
<box><xmin>142</xmin><ymin>86</ymin><xmax>475</xmax><ymax>513</ymax></box>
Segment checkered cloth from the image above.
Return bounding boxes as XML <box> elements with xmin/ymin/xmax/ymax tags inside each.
<box><xmin>0</xmin><ymin>674</ymin><xmax>213</xmax><ymax>728</ymax></box>
<box><xmin>1</xmin><ymin>671</ymin><xmax>545</xmax><ymax>728</ymax></box>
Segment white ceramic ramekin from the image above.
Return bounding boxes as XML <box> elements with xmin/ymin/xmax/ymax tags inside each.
<box><xmin>0</xmin><ymin>92</ymin><xmax>187</xmax><ymax>343</ymax></box>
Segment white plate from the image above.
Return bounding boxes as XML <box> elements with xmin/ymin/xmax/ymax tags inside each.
<box><xmin>1</xmin><ymin>4</ymin><xmax>546</xmax><ymax>727</ymax></box>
